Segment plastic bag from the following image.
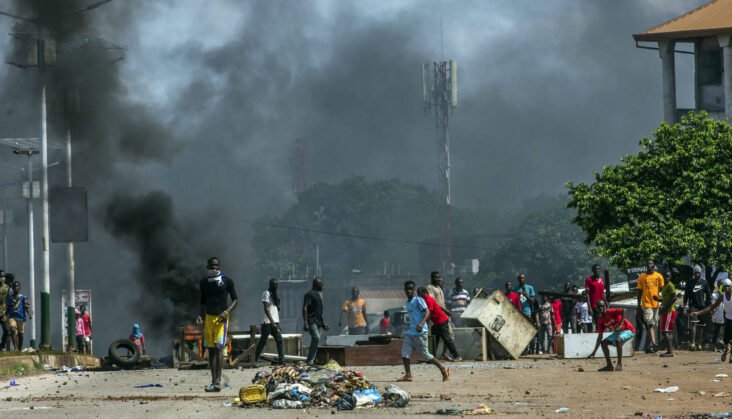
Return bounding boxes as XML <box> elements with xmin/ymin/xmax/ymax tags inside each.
<box><xmin>322</xmin><ymin>359</ymin><xmax>342</xmax><ymax>370</ymax></box>
<box><xmin>334</xmin><ymin>393</ymin><xmax>356</xmax><ymax>411</ymax></box>
<box><xmin>301</xmin><ymin>368</ymin><xmax>338</xmax><ymax>385</ymax></box>
<box><xmin>272</xmin><ymin>399</ymin><xmax>302</xmax><ymax>409</ymax></box>
<box><xmin>353</xmin><ymin>387</ymin><xmax>382</xmax><ymax>407</ymax></box>
<box><xmin>384</xmin><ymin>384</ymin><xmax>410</xmax><ymax>408</ymax></box>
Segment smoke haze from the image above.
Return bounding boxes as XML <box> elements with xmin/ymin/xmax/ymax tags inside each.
<box><xmin>0</xmin><ymin>0</ymin><xmax>705</xmax><ymax>353</ymax></box>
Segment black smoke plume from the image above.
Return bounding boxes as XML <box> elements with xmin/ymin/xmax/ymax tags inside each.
<box><xmin>104</xmin><ymin>191</ymin><xmax>199</xmax><ymax>336</ymax></box>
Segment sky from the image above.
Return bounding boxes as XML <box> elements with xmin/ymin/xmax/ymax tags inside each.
<box><xmin>0</xmin><ymin>0</ymin><xmax>706</xmax><ymax>353</ymax></box>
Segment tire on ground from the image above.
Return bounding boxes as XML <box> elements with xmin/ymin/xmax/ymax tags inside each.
<box><xmin>108</xmin><ymin>339</ymin><xmax>140</xmax><ymax>368</ymax></box>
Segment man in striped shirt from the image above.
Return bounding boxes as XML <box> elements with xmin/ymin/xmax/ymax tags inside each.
<box><xmin>448</xmin><ymin>278</ymin><xmax>471</xmax><ymax>327</ymax></box>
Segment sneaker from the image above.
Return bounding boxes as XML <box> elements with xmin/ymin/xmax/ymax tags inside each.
<box><xmin>204</xmin><ymin>384</ymin><xmax>218</xmax><ymax>393</ymax></box>
<box><xmin>659</xmin><ymin>352</ymin><xmax>674</xmax><ymax>358</ymax></box>
<box><xmin>538</xmin><ymin>351</ymin><xmax>543</xmax><ymax>355</ymax></box>
<box><xmin>451</xmin><ymin>357</ymin><xmax>463</xmax><ymax>362</ymax></box>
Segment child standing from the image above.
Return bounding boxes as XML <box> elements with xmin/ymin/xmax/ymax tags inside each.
<box><xmin>576</xmin><ymin>299</ymin><xmax>592</xmax><ymax>333</ymax></box>
<box><xmin>128</xmin><ymin>324</ymin><xmax>146</xmax><ymax>355</ymax></box>
<box><xmin>379</xmin><ymin>310</ymin><xmax>391</xmax><ymax>335</ymax></box>
<box><xmin>537</xmin><ymin>295</ymin><xmax>556</xmax><ymax>354</ymax></box>
<box><xmin>75</xmin><ymin>310</ymin><xmax>85</xmax><ymax>353</ymax></box>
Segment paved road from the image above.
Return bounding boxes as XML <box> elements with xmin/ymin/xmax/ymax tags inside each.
<box><xmin>1</xmin><ymin>352</ymin><xmax>731</xmax><ymax>417</ymax></box>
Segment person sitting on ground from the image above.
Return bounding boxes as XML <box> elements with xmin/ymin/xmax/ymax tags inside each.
<box><xmin>6</xmin><ymin>280</ymin><xmax>31</xmax><ymax>351</ymax></box>
<box><xmin>379</xmin><ymin>310</ymin><xmax>391</xmax><ymax>335</ymax></box>
<box><xmin>589</xmin><ymin>300</ymin><xmax>636</xmax><ymax>371</ymax></box>
<box><xmin>684</xmin><ymin>265</ymin><xmax>711</xmax><ymax>351</ymax></box>
<box><xmin>128</xmin><ymin>323</ymin><xmax>146</xmax><ymax>355</ymax></box>
<box><xmin>397</xmin><ymin>281</ymin><xmax>449</xmax><ymax>382</ymax></box>
<box><xmin>658</xmin><ymin>269</ymin><xmax>678</xmax><ymax>357</ymax></box>
<box><xmin>690</xmin><ymin>279</ymin><xmax>732</xmax><ymax>362</ymax></box>
<box><xmin>418</xmin><ymin>287</ymin><xmax>462</xmax><ymax>362</ymax></box>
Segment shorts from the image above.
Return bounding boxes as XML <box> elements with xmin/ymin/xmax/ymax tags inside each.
<box><xmin>7</xmin><ymin>318</ymin><xmax>24</xmax><ymax>334</ymax></box>
<box><xmin>643</xmin><ymin>308</ymin><xmax>659</xmax><ymax>327</ymax></box>
<box><xmin>401</xmin><ymin>333</ymin><xmax>433</xmax><ymax>361</ymax></box>
<box><xmin>691</xmin><ymin>308</ymin><xmax>709</xmax><ymax>326</ymax></box>
<box><xmin>204</xmin><ymin>313</ymin><xmax>228</xmax><ymax>349</ymax></box>
<box><xmin>660</xmin><ymin>310</ymin><xmax>677</xmax><ymax>332</ymax></box>
<box><xmin>604</xmin><ymin>330</ymin><xmax>635</xmax><ymax>344</ymax></box>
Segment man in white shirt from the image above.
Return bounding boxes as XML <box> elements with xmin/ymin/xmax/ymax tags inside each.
<box><xmin>254</xmin><ymin>278</ymin><xmax>284</xmax><ymax>364</ymax></box>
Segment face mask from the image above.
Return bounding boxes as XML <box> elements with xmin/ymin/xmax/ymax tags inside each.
<box><xmin>207</xmin><ymin>269</ymin><xmax>221</xmax><ymax>278</ymax></box>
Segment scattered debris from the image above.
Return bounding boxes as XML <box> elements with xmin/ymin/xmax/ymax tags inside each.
<box><xmin>9</xmin><ymin>380</ymin><xmax>19</xmax><ymax>387</ymax></box>
<box><xmin>233</xmin><ymin>362</ymin><xmax>410</xmax><ymax>410</ymax></box>
<box><xmin>654</xmin><ymin>386</ymin><xmax>679</xmax><ymax>393</ymax></box>
<box><xmin>713</xmin><ymin>392</ymin><xmax>731</xmax><ymax>398</ymax></box>
<box><xmin>716</xmin><ymin>374</ymin><xmax>729</xmax><ymax>378</ymax></box>
<box><xmin>556</xmin><ymin>407</ymin><xmax>570</xmax><ymax>413</ymax></box>
<box><xmin>134</xmin><ymin>384</ymin><xmax>163</xmax><ymax>388</ymax></box>
<box><xmin>698</xmin><ymin>391</ymin><xmax>706</xmax><ymax>396</ymax></box>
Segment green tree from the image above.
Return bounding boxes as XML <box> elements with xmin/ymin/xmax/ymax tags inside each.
<box><xmin>479</xmin><ymin>197</ymin><xmax>619</xmax><ymax>290</ymax></box>
<box><xmin>567</xmin><ymin>112</ymin><xmax>732</xmax><ymax>269</ymax></box>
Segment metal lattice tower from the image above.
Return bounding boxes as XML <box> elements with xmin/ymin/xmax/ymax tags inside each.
<box><xmin>423</xmin><ymin>60</ymin><xmax>457</xmax><ymax>268</ymax></box>
<box><xmin>290</xmin><ymin>137</ymin><xmax>309</xmax><ymax>198</ymax></box>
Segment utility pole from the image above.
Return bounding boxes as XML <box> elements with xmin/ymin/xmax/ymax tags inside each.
<box><xmin>65</xmin><ymin>130</ymin><xmax>75</xmax><ymax>352</ymax></box>
<box><xmin>0</xmin><ymin>0</ymin><xmax>119</xmax><ymax>350</ymax></box>
<box><xmin>423</xmin><ymin>59</ymin><xmax>458</xmax><ymax>271</ymax></box>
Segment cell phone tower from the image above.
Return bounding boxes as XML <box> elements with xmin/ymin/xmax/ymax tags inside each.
<box><xmin>290</xmin><ymin>137</ymin><xmax>309</xmax><ymax>198</ymax></box>
<box><xmin>422</xmin><ymin>59</ymin><xmax>457</xmax><ymax>268</ymax></box>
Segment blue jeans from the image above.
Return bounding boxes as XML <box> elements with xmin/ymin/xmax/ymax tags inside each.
<box><xmin>306</xmin><ymin>322</ymin><xmax>321</xmax><ymax>364</ymax></box>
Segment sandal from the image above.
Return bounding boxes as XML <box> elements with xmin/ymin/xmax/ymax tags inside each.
<box><xmin>442</xmin><ymin>368</ymin><xmax>451</xmax><ymax>382</ymax></box>
<box><xmin>396</xmin><ymin>375</ymin><xmax>413</xmax><ymax>382</ymax></box>
<box><xmin>597</xmin><ymin>365</ymin><xmax>614</xmax><ymax>372</ymax></box>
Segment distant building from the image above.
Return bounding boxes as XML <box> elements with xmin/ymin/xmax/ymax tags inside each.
<box><xmin>634</xmin><ymin>0</ymin><xmax>732</xmax><ymax>123</ymax></box>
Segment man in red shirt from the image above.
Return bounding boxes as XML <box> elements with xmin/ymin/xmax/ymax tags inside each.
<box><xmin>588</xmin><ymin>300</ymin><xmax>636</xmax><ymax>372</ymax></box>
<box><xmin>585</xmin><ymin>264</ymin><xmax>606</xmax><ymax>328</ymax></box>
<box><xmin>550</xmin><ymin>297</ymin><xmax>563</xmax><ymax>353</ymax></box>
<box><xmin>504</xmin><ymin>281</ymin><xmax>521</xmax><ymax>311</ymax></box>
<box><xmin>418</xmin><ymin>287</ymin><xmax>461</xmax><ymax>361</ymax></box>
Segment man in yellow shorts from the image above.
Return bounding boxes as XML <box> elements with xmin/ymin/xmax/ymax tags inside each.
<box><xmin>196</xmin><ymin>257</ymin><xmax>238</xmax><ymax>392</ymax></box>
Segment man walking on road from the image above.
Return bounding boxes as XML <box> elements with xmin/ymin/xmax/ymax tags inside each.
<box><xmin>196</xmin><ymin>257</ymin><xmax>238</xmax><ymax>392</ymax></box>
<box><xmin>303</xmin><ymin>277</ymin><xmax>329</xmax><ymax>365</ymax></box>
<box><xmin>419</xmin><ymin>287</ymin><xmax>461</xmax><ymax>361</ymax></box>
<box><xmin>426</xmin><ymin>271</ymin><xmax>453</xmax><ymax>359</ymax></box>
<box><xmin>255</xmin><ymin>278</ymin><xmax>284</xmax><ymax>365</ymax></box>
<box><xmin>339</xmin><ymin>287</ymin><xmax>368</xmax><ymax>335</ymax></box>
<box><xmin>397</xmin><ymin>281</ymin><xmax>450</xmax><ymax>382</ymax></box>
<box><xmin>637</xmin><ymin>259</ymin><xmax>664</xmax><ymax>353</ymax></box>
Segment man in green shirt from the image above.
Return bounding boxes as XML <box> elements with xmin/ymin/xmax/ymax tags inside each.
<box><xmin>657</xmin><ymin>269</ymin><xmax>677</xmax><ymax>358</ymax></box>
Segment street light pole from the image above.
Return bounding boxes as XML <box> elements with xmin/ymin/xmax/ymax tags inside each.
<box><xmin>65</xmin><ymin>129</ymin><xmax>75</xmax><ymax>352</ymax></box>
<box><xmin>40</xmin><ymin>85</ymin><xmax>51</xmax><ymax>350</ymax></box>
<box><xmin>25</xmin><ymin>151</ymin><xmax>36</xmax><ymax>348</ymax></box>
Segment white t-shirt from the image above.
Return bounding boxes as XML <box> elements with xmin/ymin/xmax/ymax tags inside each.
<box><xmin>262</xmin><ymin>290</ymin><xmax>280</xmax><ymax>324</ymax></box>
<box><xmin>711</xmin><ymin>291</ymin><xmax>725</xmax><ymax>324</ymax></box>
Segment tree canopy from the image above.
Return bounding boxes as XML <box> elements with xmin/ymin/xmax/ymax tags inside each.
<box><xmin>478</xmin><ymin>196</ymin><xmax>620</xmax><ymax>290</ymax></box>
<box><xmin>567</xmin><ymin>112</ymin><xmax>732</xmax><ymax>269</ymax></box>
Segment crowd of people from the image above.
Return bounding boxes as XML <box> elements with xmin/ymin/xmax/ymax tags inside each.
<box><xmin>0</xmin><ymin>271</ymin><xmax>32</xmax><ymax>352</ymax></box>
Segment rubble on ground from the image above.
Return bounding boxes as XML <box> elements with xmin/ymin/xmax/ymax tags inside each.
<box><xmin>234</xmin><ymin>360</ymin><xmax>410</xmax><ymax>410</ymax></box>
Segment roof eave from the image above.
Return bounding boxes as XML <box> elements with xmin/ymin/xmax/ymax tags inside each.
<box><xmin>634</xmin><ymin>27</ymin><xmax>732</xmax><ymax>42</ymax></box>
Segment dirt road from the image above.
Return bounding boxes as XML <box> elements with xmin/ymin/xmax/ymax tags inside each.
<box><xmin>1</xmin><ymin>351</ymin><xmax>731</xmax><ymax>418</ymax></box>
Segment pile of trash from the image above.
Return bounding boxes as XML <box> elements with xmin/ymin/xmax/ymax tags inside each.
<box><xmin>235</xmin><ymin>361</ymin><xmax>410</xmax><ymax>410</ymax></box>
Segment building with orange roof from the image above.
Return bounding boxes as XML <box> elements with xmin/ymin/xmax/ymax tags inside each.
<box><xmin>634</xmin><ymin>0</ymin><xmax>732</xmax><ymax>122</ymax></box>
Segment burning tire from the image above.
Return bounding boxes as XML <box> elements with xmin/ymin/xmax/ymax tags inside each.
<box><xmin>108</xmin><ymin>339</ymin><xmax>140</xmax><ymax>368</ymax></box>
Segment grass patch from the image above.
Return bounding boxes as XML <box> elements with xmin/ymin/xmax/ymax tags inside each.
<box><xmin>0</xmin><ymin>362</ymin><xmax>41</xmax><ymax>377</ymax></box>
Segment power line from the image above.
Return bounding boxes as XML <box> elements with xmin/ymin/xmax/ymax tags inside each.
<box><xmin>232</xmin><ymin>216</ymin><xmax>510</xmax><ymax>251</ymax></box>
